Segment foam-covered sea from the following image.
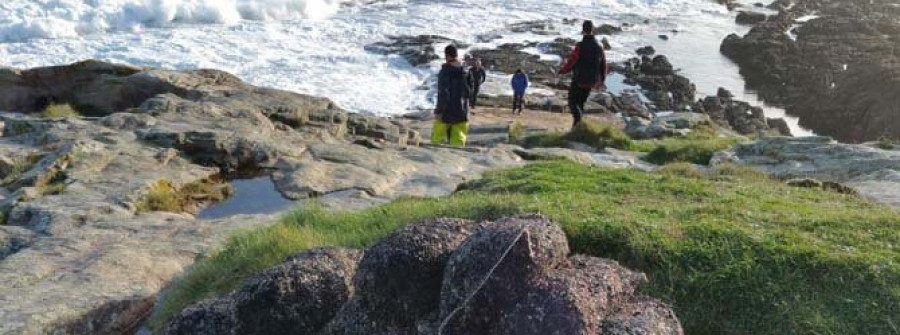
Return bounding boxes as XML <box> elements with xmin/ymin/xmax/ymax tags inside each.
<box><xmin>0</xmin><ymin>0</ymin><xmax>813</xmax><ymax>135</ymax></box>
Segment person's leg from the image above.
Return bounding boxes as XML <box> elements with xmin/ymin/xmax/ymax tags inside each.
<box><xmin>514</xmin><ymin>93</ymin><xmax>523</xmax><ymax>113</ymax></box>
<box><xmin>449</xmin><ymin>122</ymin><xmax>469</xmax><ymax>147</ymax></box>
<box><xmin>568</xmin><ymin>86</ymin><xmax>584</xmax><ymax>127</ymax></box>
<box><xmin>471</xmin><ymin>85</ymin><xmax>480</xmax><ymax>107</ymax></box>
<box><xmin>431</xmin><ymin>119</ymin><xmax>449</xmax><ymax>145</ymax></box>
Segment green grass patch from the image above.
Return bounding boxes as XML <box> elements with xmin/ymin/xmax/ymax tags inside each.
<box><xmin>641</xmin><ymin>136</ymin><xmax>739</xmax><ymax>165</ymax></box>
<box><xmin>520</xmin><ymin>120</ymin><xmax>740</xmax><ymax>165</ymax></box>
<box><xmin>151</xmin><ymin>161</ymin><xmax>900</xmax><ymax>335</ymax></box>
<box><xmin>520</xmin><ymin>119</ymin><xmax>633</xmax><ymax>150</ymax></box>
<box><xmin>41</xmin><ymin>103</ymin><xmax>80</xmax><ymax>119</ymax></box>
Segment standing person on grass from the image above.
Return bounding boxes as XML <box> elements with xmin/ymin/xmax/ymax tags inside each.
<box><xmin>432</xmin><ymin>44</ymin><xmax>472</xmax><ymax>147</ymax></box>
<box><xmin>558</xmin><ymin>20</ymin><xmax>609</xmax><ymax>128</ymax></box>
<box><xmin>511</xmin><ymin>69</ymin><xmax>529</xmax><ymax>115</ymax></box>
<box><xmin>468</xmin><ymin>58</ymin><xmax>487</xmax><ymax>109</ymax></box>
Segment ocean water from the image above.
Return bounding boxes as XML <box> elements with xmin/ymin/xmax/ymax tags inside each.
<box><xmin>0</xmin><ymin>0</ymin><xmax>813</xmax><ymax>135</ymax></box>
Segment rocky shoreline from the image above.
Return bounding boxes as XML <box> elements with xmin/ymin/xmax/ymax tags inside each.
<box><xmin>0</xmin><ymin>60</ymin><xmax>652</xmax><ymax>334</ymax></box>
<box><xmin>720</xmin><ymin>0</ymin><xmax>900</xmax><ymax>142</ymax></box>
<box><xmin>0</xmin><ymin>15</ymin><xmax>899</xmax><ymax>334</ymax></box>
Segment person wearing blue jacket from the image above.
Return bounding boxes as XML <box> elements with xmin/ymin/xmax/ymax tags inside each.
<box><xmin>511</xmin><ymin>69</ymin><xmax>529</xmax><ymax>115</ymax></box>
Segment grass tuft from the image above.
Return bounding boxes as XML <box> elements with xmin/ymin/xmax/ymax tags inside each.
<box><xmin>877</xmin><ymin>136</ymin><xmax>897</xmax><ymax>150</ymax></box>
<box><xmin>508</xmin><ymin>121</ymin><xmax>525</xmax><ymax>143</ymax></box>
<box><xmin>0</xmin><ymin>154</ymin><xmax>45</xmax><ymax>186</ymax></box>
<box><xmin>641</xmin><ymin>135</ymin><xmax>739</xmax><ymax>165</ymax></box>
<box><xmin>136</xmin><ymin>178</ymin><xmax>233</xmax><ymax>213</ymax></box>
<box><xmin>521</xmin><ymin>119</ymin><xmax>633</xmax><ymax>150</ymax></box>
<box><xmin>151</xmin><ymin>161</ymin><xmax>899</xmax><ymax>335</ymax></box>
<box><xmin>41</xmin><ymin>103</ymin><xmax>80</xmax><ymax>119</ymax></box>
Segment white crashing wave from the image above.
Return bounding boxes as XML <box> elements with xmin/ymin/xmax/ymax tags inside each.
<box><xmin>0</xmin><ymin>0</ymin><xmax>347</xmax><ymax>42</ymax></box>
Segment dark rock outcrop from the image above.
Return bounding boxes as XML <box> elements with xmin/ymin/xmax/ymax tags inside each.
<box><xmin>736</xmin><ymin>11</ymin><xmax>767</xmax><ymax>25</ymax></box>
<box><xmin>597</xmin><ymin>24</ymin><xmax>623</xmax><ymax>35</ymax></box>
<box><xmin>167</xmin><ymin>215</ymin><xmax>683</xmax><ymax>335</ymax></box>
<box><xmin>439</xmin><ymin>214</ymin><xmax>570</xmax><ymax>334</ymax></box>
<box><xmin>351</xmin><ymin>218</ymin><xmax>478</xmax><ymax>329</ymax></box>
<box><xmin>365</xmin><ymin>35</ymin><xmax>468</xmax><ymax>67</ymax></box>
<box><xmin>720</xmin><ymin>0</ymin><xmax>900</xmax><ymax>142</ymax></box>
<box><xmin>232</xmin><ymin>248</ymin><xmax>362</xmax><ymax>335</ymax></box>
<box><xmin>167</xmin><ymin>299</ymin><xmax>238</xmax><ymax>335</ymax></box>
<box><xmin>697</xmin><ymin>88</ymin><xmax>769</xmax><ymax>135</ymax></box>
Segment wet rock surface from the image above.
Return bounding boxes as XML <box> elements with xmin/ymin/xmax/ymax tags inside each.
<box><xmin>365</xmin><ymin>35</ymin><xmax>468</xmax><ymax>67</ymax></box>
<box><xmin>168</xmin><ymin>215</ymin><xmax>683</xmax><ymax>335</ymax></box>
<box><xmin>720</xmin><ymin>0</ymin><xmax>900</xmax><ymax>142</ymax></box>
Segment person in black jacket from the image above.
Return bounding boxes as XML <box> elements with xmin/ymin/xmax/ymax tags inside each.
<box><xmin>432</xmin><ymin>44</ymin><xmax>472</xmax><ymax>147</ymax></box>
<box><xmin>558</xmin><ymin>20</ymin><xmax>609</xmax><ymax>127</ymax></box>
<box><xmin>468</xmin><ymin>58</ymin><xmax>486</xmax><ymax>108</ymax></box>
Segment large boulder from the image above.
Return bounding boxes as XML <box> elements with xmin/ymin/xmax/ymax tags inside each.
<box><xmin>438</xmin><ymin>214</ymin><xmax>570</xmax><ymax>334</ymax></box>
<box><xmin>352</xmin><ymin>218</ymin><xmax>479</xmax><ymax>329</ymax></box>
<box><xmin>602</xmin><ymin>298</ymin><xmax>684</xmax><ymax>335</ymax></box>
<box><xmin>166</xmin><ymin>298</ymin><xmax>238</xmax><ymax>335</ymax></box>
<box><xmin>496</xmin><ymin>255</ymin><xmax>656</xmax><ymax>335</ymax></box>
<box><xmin>232</xmin><ymin>247</ymin><xmax>362</xmax><ymax>335</ymax></box>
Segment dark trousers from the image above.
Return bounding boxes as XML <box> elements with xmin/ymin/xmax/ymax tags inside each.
<box><xmin>513</xmin><ymin>92</ymin><xmax>525</xmax><ymax>113</ymax></box>
<box><xmin>568</xmin><ymin>85</ymin><xmax>591</xmax><ymax>127</ymax></box>
<box><xmin>471</xmin><ymin>85</ymin><xmax>481</xmax><ymax>107</ymax></box>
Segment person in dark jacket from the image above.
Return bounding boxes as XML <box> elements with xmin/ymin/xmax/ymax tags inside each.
<box><xmin>433</xmin><ymin>44</ymin><xmax>471</xmax><ymax>147</ymax></box>
<box><xmin>511</xmin><ymin>69</ymin><xmax>529</xmax><ymax>115</ymax></box>
<box><xmin>468</xmin><ymin>58</ymin><xmax>486</xmax><ymax>108</ymax></box>
<box><xmin>558</xmin><ymin>20</ymin><xmax>609</xmax><ymax>127</ymax></box>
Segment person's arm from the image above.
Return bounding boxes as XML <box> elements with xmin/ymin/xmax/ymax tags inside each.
<box><xmin>479</xmin><ymin>69</ymin><xmax>486</xmax><ymax>85</ymax></box>
<box><xmin>558</xmin><ymin>46</ymin><xmax>581</xmax><ymax>75</ymax></box>
<box><xmin>436</xmin><ymin>68</ymin><xmax>448</xmax><ymax>114</ymax></box>
<box><xmin>599</xmin><ymin>48</ymin><xmax>608</xmax><ymax>85</ymax></box>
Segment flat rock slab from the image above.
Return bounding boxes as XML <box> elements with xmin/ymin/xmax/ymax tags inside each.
<box><xmin>716</xmin><ymin>136</ymin><xmax>900</xmax><ymax>207</ymax></box>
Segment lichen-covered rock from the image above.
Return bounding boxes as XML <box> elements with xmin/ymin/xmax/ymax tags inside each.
<box><xmin>232</xmin><ymin>247</ymin><xmax>362</xmax><ymax>335</ymax></box>
<box><xmin>602</xmin><ymin>298</ymin><xmax>684</xmax><ymax>335</ymax></box>
<box><xmin>439</xmin><ymin>214</ymin><xmax>570</xmax><ymax>334</ymax></box>
<box><xmin>166</xmin><ymin>298</ymin><xmax>237</xmax><ymax>335</ymax></box>
<box><xmin>353</xmin><ymin>218</ymin><xmax>478</xmax><ymax>329</ymax></box>
<box><xmin>496</xmin><ymin>256</ymin><xmax>650</xmax><ymax>335</ymax></box>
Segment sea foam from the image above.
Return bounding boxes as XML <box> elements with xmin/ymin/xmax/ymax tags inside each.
<box><xmin>0</xmin><ymin>0</ymin><xmax>346</xmax><ymax>42</ymax></box>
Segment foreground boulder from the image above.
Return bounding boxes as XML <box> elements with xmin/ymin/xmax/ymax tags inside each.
<box><xmin>439</xmin><ymin>214</ymin><xmax>571</xmax><ymax>334</ymax></box>
<box><xmin>167</xmin><ymin>299</ymin><xmax>238</xmax><ymax>335</ymax></box>
<box><xmin>168</xmin><ymin>215</ymin><xmax>683</xmax><ymax>335</ymax></box>
<box><xmin>351</xmin><ymin>218</ymin><xmax>478</xmax><ymax>330</ymax></box>
<box><xmin>232</xmin><ymin>248</ymin><xmax>362</xmax><ymax>334</ymax></box>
